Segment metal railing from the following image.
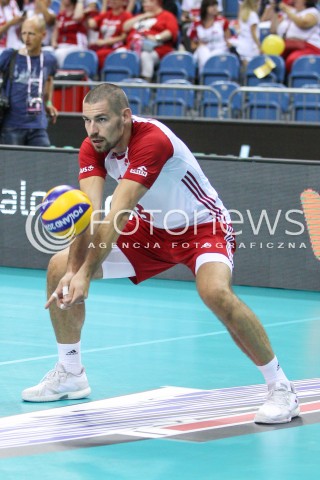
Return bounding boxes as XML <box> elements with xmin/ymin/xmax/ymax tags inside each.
<box><xmin>53</xmin><ymin>80</ymin><xmax>320</xmax><ymax>124</ymax></box>
<box><xmin>1</xmin><ymin>76</ymin><xmax>318</xmax><ymax>123</ymax></box>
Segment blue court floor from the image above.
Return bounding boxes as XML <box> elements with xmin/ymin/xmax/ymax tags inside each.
<box><xmin>0</xmin><ymin>266</ymin><xmax>319</xmax><ymax>480</ymax></box>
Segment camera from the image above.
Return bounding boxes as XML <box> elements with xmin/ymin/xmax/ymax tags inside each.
<box><xmin>0</xmin><ymin>94</ymin><xmax>10</xmax><ymax>110</ymax></box>
<box><xmin>0</xmin><ymin>93</ymin><xmax>10</xmax><ymax>120</ymax></box>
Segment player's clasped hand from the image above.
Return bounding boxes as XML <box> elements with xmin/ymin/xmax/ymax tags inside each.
<box><xmin>45</xmin><ymin>272</ymin><xmax>88</xmax><ymax>310</ymax></box>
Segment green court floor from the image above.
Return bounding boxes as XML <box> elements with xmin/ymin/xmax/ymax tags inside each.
<box><xmin>0</xmin><ymin>267</ymin><xmax>319</xmax><ymax>480</ymax></box>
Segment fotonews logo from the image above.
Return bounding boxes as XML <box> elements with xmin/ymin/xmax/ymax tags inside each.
<box><xmin>25</xmin><ymin>204</ymin><xmax>76</xmax><ymax>254</ymax></box>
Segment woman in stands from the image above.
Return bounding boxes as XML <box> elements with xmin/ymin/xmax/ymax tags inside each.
<box><xmin>51</xmin><ymin>0</ymin><xmax>88</xmax><ymax>67</ymax></box>
<box><xmin>187</xmin><ymin>0</ymin><xmax>230</xmax><ymax>73</ymax></box>
<box><xmin>270</xmin><ymin>0</ymin><xmax>320</xmax><ymax>72</ymax></box>
<box><xmin>88</xmin><ymin>0</ymin><xmax>132</xmax><ymax>71</ymax></box>
<box><xmin>122</xmin><ymin>0</ymin><xmax>179</xmax><ymax>81</ymax></box>
<box><xmin>230</xmin><ymin>0</ymin><xmax>261</xmax><ymax>67</ymax></box>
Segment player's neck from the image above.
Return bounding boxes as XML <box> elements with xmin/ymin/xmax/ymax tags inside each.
<box><xmin>112</xmin><ymin>121</ymin><xmax>132</xmax><ymax>153</ymax></box>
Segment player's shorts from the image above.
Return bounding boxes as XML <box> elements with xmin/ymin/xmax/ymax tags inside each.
<box><xmin>101</xmin><ymin>218</ymin><xmax>236</xmax><ymax>284</ymax></box>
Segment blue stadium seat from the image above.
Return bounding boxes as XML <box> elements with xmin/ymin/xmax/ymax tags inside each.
<box><xmin>245</xmin><ymin>83</ymin><xmax>290</xmax><ymax>120</ymax></box>
<box><xmin>102</xmin><ymin>51</ymin><xmax>140</xmax><ymax>82</ymax></box>
<box><xmin>291</xmin><ymin>84</ymin><xmax>320</xmax><ymax>122</ymax></box>
<box><xmin>51</xmin><ymin>0</ymin><xmax>60</xmax><ymax>14</ymax></box>
<box><xmin>155</xmin><ymin>79</ymin><xmax>195</xmax><ymax>107</ymax></box>
<box><xmin>200</xmin><ymin>53</ymin><xmax>240</xmax><ymax>85</ymax></box>
<box><xmin>157</xmin><ymin>52</ymin><xmax>196</xmax><ymax>83</ymax></box>
<box><xmin>260</xmin><ymin>26</ymin><xmax>271</xmax><ymax>43</ymax></box>
<box><xmin>288</xmin><ymin>55</ymin><xmax>320</xmax><ymax>87</ymax></box>
<box><xmin>224</xmin><ymin>0</ymin><xmax>238</xmax><ymax>17</ymax></box>
<box><xmin>62</xmin><ymin>50</ymin><xmax>98</xmax><ymax>79</ymax></box>
<box><xmin>245</xmin><ymin>55</ymin><xmax>285</xmax><ymax>86</ymax></box>
<box><xmin>206</xmin><ymin>80</ymin><xmax>242</xmax><ymax>118</ymax></box>
<box><xmin>154</xmin><ymin>79</ymin><xmax>195</xmax><ymax>116</ymax></box>
<box><xmin>120</xmin><ymin>78</ymin><xmax>151</xmax><ymax>115</ymax></box>
<box><xmin>200</xmin><ymin>90</ymin><xmax>221</xmax><ymax>118</ymax></box>
<box><xmin>154</xmin><ymin>98</ymin><xmax>187</xmax><ymax>116</ymax></box>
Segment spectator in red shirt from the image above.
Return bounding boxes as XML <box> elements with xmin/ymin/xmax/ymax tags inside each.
<box><xmin>51</xmin><ymin>0</ymin><xmax>88</xmax><ymax>67</ymax></box>
<box><xmin>88</xmin><ymin>0</ymin><xmax>132</xmax><ymax>70</ymax></box>
<box><xmin>122</xmin><ymin>0</ymin><xmax>179</xmax><ymax>81</ymax></box>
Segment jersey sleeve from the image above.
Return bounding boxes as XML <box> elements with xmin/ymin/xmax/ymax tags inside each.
<box><xmin>45</xmin><ymin>52</ymin><xmax>58</xmax><ymax>77</ymax></box>
<box><xmin>163</xmin><ymin>11</ymin><xmax>179</xmax><ymax>42</ymax></box>
<box><xmin>123</xmin><ymin>123</ymin><xmax>174</xmax><ymax>189</ymax></box>
<box><xmin>78</xmin><ymin>137</ymin><xmax>107</xmax><ymax>181</ymax></box>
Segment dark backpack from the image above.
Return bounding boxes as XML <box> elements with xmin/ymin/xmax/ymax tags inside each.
<box><xmin>0</xmin><ymin>50</ymin><xmax>18</xmax><ymax>122</ymax></box>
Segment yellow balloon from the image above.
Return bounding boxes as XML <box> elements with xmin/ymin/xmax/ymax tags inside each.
<box><xmin>261</xmin><ymin>35</ymin><xmax>285</xmax><ymax>56</ymax></box>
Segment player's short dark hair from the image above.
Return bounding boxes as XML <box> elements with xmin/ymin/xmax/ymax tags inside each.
<box><xmin>84</xmin><ymin>83</ymin><xmax>129</xmax><ymax>115</ymax></box>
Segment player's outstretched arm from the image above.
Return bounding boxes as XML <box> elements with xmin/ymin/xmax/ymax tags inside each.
<box><xmin>62</xmin><ymin>179</ymin><xmax>148</xmax><ymax>307</ymax></box>
<box><xmin>46</xmin><ymin>175</ymin><xmax>105</xmax><ymax>310</ymax></box>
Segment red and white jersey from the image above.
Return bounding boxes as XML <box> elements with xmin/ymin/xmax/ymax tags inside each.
<box><xmin>188</xmin><ymin>16</ymin><xmax>229</xmax><ymax>52</ymax></box>
<box><xmin>0</xmin><ymin>0</ymin><xmax>22</xmax><ymax>50</ymax></box>
<box><xmin>79</xmin><ymin>116</ymin><xmax>230</xmax><ymax>230</ymax></box>
<box><xmin>56</xmin><ymin>11</ymin><xmax>87</xmax><ymax>46</ymax></box>
<box><xmin>93</xmin><ymin>10</ymin><xmax>132</xmax><ymax>43</ymax></box>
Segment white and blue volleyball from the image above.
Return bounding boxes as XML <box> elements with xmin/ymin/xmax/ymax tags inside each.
<box><xmin>41</xmin><ymin>185</ymin><xmax>93</xmax><ymax>238</ymax></box>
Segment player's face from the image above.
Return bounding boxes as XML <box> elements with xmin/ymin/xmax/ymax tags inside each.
<box><xmin>83</xmin><ymin>100</ymin><xmax>125</xmax><ymax>153</ymax></box>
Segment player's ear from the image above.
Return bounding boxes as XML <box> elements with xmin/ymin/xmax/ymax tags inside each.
<box><xmin>122</xmin><ymin>107</ymin><xmax>132</xmax><ymax>124</ymax></box>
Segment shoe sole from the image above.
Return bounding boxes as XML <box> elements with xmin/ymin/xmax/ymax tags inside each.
<box><xmin>22</xmin><ymin>386</ymin><xmax>92</xmax><ymax>403</ymax></box>
<box><xmin>254</xmin><ymin>405</ymin><xmax>300</xmax><ymax>424</ymax></box>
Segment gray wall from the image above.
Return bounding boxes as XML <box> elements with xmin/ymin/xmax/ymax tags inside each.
<box><xmin>48</xmin><ymin>115</ymin><xmax>320</xmax><ymax>160</ymax></box>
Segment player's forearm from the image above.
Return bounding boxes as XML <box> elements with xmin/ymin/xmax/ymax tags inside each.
<box><xmin>66</xmin><ymin>229</ymin><xmax>94</xmax><ymax>274</ymax></box>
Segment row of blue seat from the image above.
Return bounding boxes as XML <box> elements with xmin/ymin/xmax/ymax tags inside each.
<box><xmin>119</xmin><ymin>79</ymin><xmax>320</xmax><ymax>122</ymax></box>
<box><xmin>60</xmin><ymin>50</ymin><xmax>320</xmax><ymax>88</ymax></box>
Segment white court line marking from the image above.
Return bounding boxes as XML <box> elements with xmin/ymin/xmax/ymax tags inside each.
<box><xmin>0</xmin><ymin>315</ymin><xmax>319</xmax><ymax>367</ymax></box>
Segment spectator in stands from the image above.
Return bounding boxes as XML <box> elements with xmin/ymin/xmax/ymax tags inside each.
<box><xmin>229</xmin><ymin>0</ymin><xmax>261</xmax><ymax>66</ymax></box>
<box><xmin>270</xmin><ymin>0</ymin><xmax>320</xmax><ymax>72</ymax></box>
<box><xmin>180</xmin><ymin>0</ymin><xmax>201</xmax><ymax>50</ymax></box>
<box><xmin>23</xmin><ymin>0</ymin><xmax>56</xmax><ymax>49</ymax></box>
<box><xmin>0</xmin><ymin>0</ymin><xmax>24</xmax><ymax>53</ymax></box>
<box><xmin>101</xmin><ymin>0</ymin><xmax>138</xmax><ymax>13</ymax></box>
<box><xmin>122</xmin><ymin>0</ymin><xmax>179</xmax><ymax>81</ymax></box>
<box><xmin>0</xmin><ymin>16</ymin><xmax>58</xmax><ymax>146</ymax></box>
<box><xmin>88</xmin><ymin>0</ymin><xmax>132</xmax><ymax>70</ymax></box>
<box><xmin>187</xmin><ymin>0</ymin><xmax>230</xmax><ymax>73</ymax></box>
<box><xmin>51</xmin><ymin>0</ymin><xmax>88</xmax><ymax>67</ymax></box>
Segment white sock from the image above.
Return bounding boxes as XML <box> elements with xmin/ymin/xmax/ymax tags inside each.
<box><xmin>257</xmin><ymin>356</ymin><xmax>290</xmax><ymax>387</ymax></box>
<box><xmin>57</xmin><ymin>341</ymin><xmax>83</xmax><ymax>375</ymax></box>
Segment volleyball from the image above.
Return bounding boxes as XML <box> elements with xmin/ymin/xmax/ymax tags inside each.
<box><xmin>261</xmin><ymin>35</ymin><xmax>285</xmax><ymax>56</ymax></box>
<box><xmin>40</xmin><ymin>185</ymin><xmax>93</xmax><ymax>238</ymax></box>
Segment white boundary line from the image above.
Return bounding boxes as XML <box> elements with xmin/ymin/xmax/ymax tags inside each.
<box><xmin>0</xmin><ymin>315</ymin><xmax>319</xmax><ymax>367</ymax></box>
